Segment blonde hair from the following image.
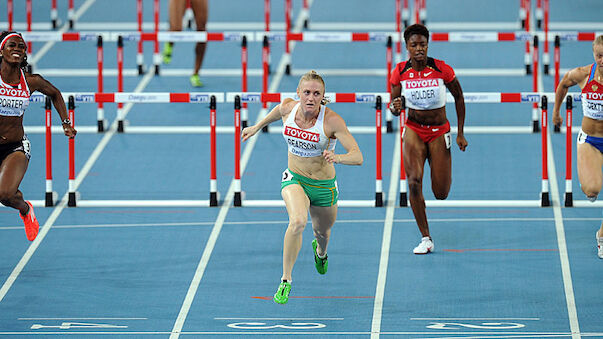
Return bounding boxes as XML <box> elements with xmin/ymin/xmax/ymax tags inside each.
<box><xmin>593</xmin><ymin>35</ymin><xmax>603</xmax><ymax>49</ymax></box>
<box><xmin>298</xmin><ymin>70</ymin><xmax>330</xmax><ymax>105</ymax></box>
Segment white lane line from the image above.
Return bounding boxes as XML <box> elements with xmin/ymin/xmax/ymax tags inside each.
<box><xmin>370</xmin><ymin>129</ymin><xmax>401</xmax><ymax>339</ymax></box>
<box><xmin>29</xmin><ymin>0</ymin><xmax>96</xmax><ymax>66</ymax></box>
<box><xmin>167</xmin><ymin>2</ymin><xmax>314</xmax><ymax>338</ymax></box>
<box><xmin>214</xmin><ymin>317</ymin><xmax>344</xmax><ymax>320</ymax></box>
<box><xmin>534</xmin><ymin>14</ymin><xmax>581</xmax><ymax>337</ymax></box>
<box><xmin>0</xmin><ymin>53</ymin><xmax>155</xmax><ymax>304</ymax></box>
<box><xmin>411</xmin><ymin>318</ymin><xmax>541</xmax><ymax>320</ymax></box>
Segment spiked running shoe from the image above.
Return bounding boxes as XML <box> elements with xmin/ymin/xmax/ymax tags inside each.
<box><xmin>413</xmin><ymin>237</ymin><xmax>434</xmax><ymax>254</ymax></box>
<box><xmin>273</xmin><ymin>281</ymin><xmax>291</xmax><ymax>304</ymax></box>
<box><xmin>162</xmin><ymin>42</ymin><xmax>173</xmax><ymax>64</ymax></box>
<box><xmin>190</xmin><ymin>74</ymin><xmax>203</xmax><ymax>87</ymax></box>
<box><xmin>312</xmin><ymin>239</ymin><xmax>328</xmax><ymax>274</ymax></box>
<box><xmin>20</xmin><ymin>201</ymin><xmax>39</xmax><ymax>241</ymax></box>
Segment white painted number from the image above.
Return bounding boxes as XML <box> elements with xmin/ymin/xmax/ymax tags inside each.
<box><xmin>426</xmin><ymin>322</ymin><xmax>525</xmax><ymax>330</ymax></box>
<box><xmin>227</xmin><ymin>322</ymin><xmax>326</xmax><ymax>330</ymax></box>
<box><xmin>31</xmin><ymin>322</ymin><xmax>128</xmax><ymax>330</ymax></box>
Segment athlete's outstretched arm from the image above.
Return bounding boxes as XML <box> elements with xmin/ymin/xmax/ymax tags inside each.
<box><xmin>241</xmin><ymin>98</ymin><xmax>294</xmax><ymax>142</ymax></box>
<box><xmin>26</xmin><ymin>73</ymin><xmax>76</xmax><ymax>138</ymax></box>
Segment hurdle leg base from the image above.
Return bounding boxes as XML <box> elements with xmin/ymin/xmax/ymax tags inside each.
<box><xmin>541</xmin><ymin>192</ymin><xmax>550</xmax><ymax>207</ymax></box>
<box><xmin>285</xmin><ymin>64</ymin><xmax>291</xmax><ymax>75</ymax></box>
<box><xmin>544</xmin><ymin>64</ymin><xmax>549</xmax><ymax>75</ymax></box>
<box><xmin>565</xmin><ymin>192</ymin><xmax>573</xmax><ymax>207</ymax></box>
<box><xmin>304</xmin><ymin>19</ymin><xmax>309</xmax><ymax>29</ymax></box>
<box><xmin>532</xmin><ymin>120</ymin><xmax>540</xmax><ymax>133</ymax></box>
<box><xmin>69</xmin><ymin>20</ymin><xmax>74</xmax><ymax>30</ymax></box>
<box><xmin>154</xmin><ymin>65</ymin><xmax>160</xmax><ymax>76</ymax></box>
<box><xmin>242</xmin><ymin>120</ymin><xmax>248</xmax><ymax>129</ymax></box>
<box><xmin>554</xmin><ymin>125</ymin><xmax>561</xmax><ymax>133</ymax></box>
<box><xmin>45</xmin><ymin>192</ymin><xmax>54</xmax><ymax>207</ymax></box>
<box><xmin>97</xmin><ymin>120</ymin><xmax>105</xmax><ymax>133</ymax></box>
<box><xmin>68</xmin><ymin>192</ymin><xmax>77</xmax><ymax>207</ymax></box>
<box><xmin>234</xmin><ymin>192</ymin><xmax>242</xmax><ymax>207</ymax></box>
<box><xmin>52</xmin><ymin>19</ymin><xmax>58</xmax><ymax>30</ymax></box>
<box><xmin>525</xmin><ymin>64</ymin><xmax>532</xmax><ymax>75</ymax></box>
<box><xmin>521</xmin><ymin>20</ymin><xmax>526</xmax><ymax>29</ymax></box>
<box><xmin>537</xmin><ymin>19</ymin><xmax>542</xmax><ymax>29</ymax></box>
<box><xmin>210</xmin><ymin>192</ymin><xmax>218</xmax><ymax>207</ymax></box>
<box><xmin>138</xmin><ymin>64</ymin><xmax>145</xmax><ymax>75</ymax></box>
<box><xmin>118</xmin><ymin>120</ymin><xmax>125</xmax><ymax>133</ymax></box>
<box><xmin>375</xmin><ymin>192</ymin><xmax>383</xmax><ymax>207</ymax></box>
<box><xmin>386</xmin><ymin>120</ymin><xmax>394</xmax><ymax>133</ymax></box>
<box><xmin>399</xmin><ymin>192</ymin><xmax>408</xmax><ymax>207</ymax></box>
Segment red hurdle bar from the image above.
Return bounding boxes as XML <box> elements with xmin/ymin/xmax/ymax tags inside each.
<box><xmin>542</xmin><ymin>0</ymin><xmax>550</xmax><ymax>74</ymax></box>
<box><xmin>185</xmin><ymin>0</ymin><xmax>194</xmax><ymax>29</ymax></box>
<box><xmin>399</xmin><ymin>97</ymin><xmax>407</xmax><ymax>207</ymax></box>
<box><xmin>153</xmin><ymin>0</ymin><xmax>160</xmax><ymax>75</ymax></box>
<box><xmin>67</xmin><ymin>96</ymin><xmax>76</xmax><ymax>207</ymax></box>
<box><xmin>51</xmin><ymin>0</ymin><xmax>58</xmax><ymax>29</ymax></box>
<box><xmin>564</xmin><ymin>95</ymin><xmax>573</xmax><ymax>207</ymax></box>
<box><xmin>68</xmin><ymin>0</ymin><xmax>74</xmax><ymax>29</ymax></box>
<box><xmin>241</xmin><ymin>36</ymin><xmax>249</xmax><ymax>128</ymax></box>
<box><xmin>386</xmin><ymin>36</ymin><xmax>394</xmax><ymax>133</ymax></box>
<box><xmin>540</xmin><ymin>95</ymin><xmax>550</xmax><ymax>206</ymax></box>
<box><xmin>210</xmin><ymin>96</ymin><xmax>218</xmax><ymax>206</ymax></box>
<box><xmin>45</xmin><ymin>97</ymin><xmax>54</xmax><ymax>206</ymax></box>
<box><xmin>376</xmin><ymin>96</ymin><xmax>383</xmax><ymax>207</ymax></box>
<box><xmin>26</xmin><ymin>0</ymin><xmax>32</xmax><ymax>55</ymax></box>
<box><xmin>97</xmin><ymin>35</ymin><xmax>105</xmax><ymax>132</ymax></box>
<box><xmin>7</xmin><ymin>0</ymin><xmax>13</xmax><ymax>31</ymax></box>
<box><xmin>234</xmin><ymin>96</ymin><xmax>242</xmax><ymax>207</ymax></box>
<box><xmin>137</xmin><ymin>0</ymin><xmax>144</xmax><ymax>74</ymax></box>
<box><xmin>117</xmin><ymin>36</ymin><xmax>125</xmax><ymax>132</ymax></box>
<box><xmin>532</xmin><ymin>35</ymin><xmax>540</xmax><ymax>132</ymax></box>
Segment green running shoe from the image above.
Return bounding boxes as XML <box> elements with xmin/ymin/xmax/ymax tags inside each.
<box><xmin>190</xmin><ymin>74</ymin><xmax>203</xmax><ymax>87</ymax></box>
<box><xmin>312</xmin><ymin>239</ymin><xmax>328</xmax><ymax>274</ymax></box>
<box><xmin>273</xmin><ymin>281</ymin><xmax>291</xmax><ymax>304</ymax></box>
<box><xmin>162</xmin><ymin>42</ymin><xmax>173</xmax><ymax>65</ymax></box>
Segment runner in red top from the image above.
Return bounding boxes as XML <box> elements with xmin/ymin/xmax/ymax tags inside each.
<box><xmin>389</xmin><ymin>24</ymin><xmax>468</xmax><ymax>254</ymax></box>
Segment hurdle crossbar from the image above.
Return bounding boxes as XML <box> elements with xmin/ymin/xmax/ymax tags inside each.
<box><xmin>398</xmin><ymin>93</ymin><xmax>553</xmax><ymax>208</ymax></box>
<box><xmin>61</xmin><ymin>94</ymin><xmax>222</xmax><ymax>208</ymax></box>
<box><xmin>228</xmin><ymin>92</ymin><xmax>388</xmax><ymax>207</ymax></box>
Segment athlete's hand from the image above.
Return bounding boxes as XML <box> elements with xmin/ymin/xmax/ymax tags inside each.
<box><xmin>389</xmin><ymin>97</ymin><xmax>403</xmax><ymax>116</ymax></box>
<box><xmin>456</xmin><ymin>134</ymin><xmax>468</xmax><ymax>152</ymax></box>
<box><xmin>241</xmin><ymin>125</ymin><xmax>259</xmax><ymax>142</ymax></box>
<box><xmin>552</xmin><ymin>112</ymin><xmax>563</xmax><ymax>129</ymax></box>
<box><xmin>63</xmin><ymin>125</ymin><xmax>77</xmax><ymax>138</ymax></box>
<box><xmin>323</xmin><ymin>150</ymin><xmax>339</xmax><ymax>163</ymax></box>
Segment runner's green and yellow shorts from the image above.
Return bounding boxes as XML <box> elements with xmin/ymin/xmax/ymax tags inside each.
<box><xmin>280</xmin><ymin>168</ymin><xmax>338</xmax><ymax>207</ymax></box>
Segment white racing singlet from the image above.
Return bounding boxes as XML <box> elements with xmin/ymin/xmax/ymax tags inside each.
<box><xmin>0</xmin><ymin>69</ymin><xmax>30</xmax><ymax>117</ymax></box>
<box><xmin>282</xmin><ymin>103</ymin><xmax>336</xmax><ymax>157</ymax></box>
<box><xmin>401</xmin><ymin>78</ymin><xmax>447</xmax><ymax>110</ymax></box>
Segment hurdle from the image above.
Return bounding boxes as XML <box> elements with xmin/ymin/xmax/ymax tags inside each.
<box><xmin>398</xmin><ymin>92</ymin><xmax>552</xmax><ymax>208</ymax></box>
<box><xmin>227</xmin><ymin>92</ymin><xmax>389</xmax><ymax>207</ymax></box>
<box><xmin>33</xmin><ymin>92</ymin><xmax>225</xmax><ymax>207</ymax></box>
<box><xmin>135</xmin><ymin>0</ymin><xmax>160</xmax><ymax>75</ymax></box>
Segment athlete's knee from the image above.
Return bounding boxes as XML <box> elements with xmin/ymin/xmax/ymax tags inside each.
<box><xmin>287</xmin><ymin>215</ymin><xmax>308</xmax><ymax>234</ymax></box>
<box><xmin>407</xmin><ymin>177</ymin><xmax>423</xmax><ymax>196</ymax></box>
<box><xmin>433</xmin><ymin>190</ymin><xmax>449</xmax><ymax>200</ymax></box>
<box><xmin>581</xmin><ymin>185</ymin><xmax>600</xmax><ymax>201</ymax></box>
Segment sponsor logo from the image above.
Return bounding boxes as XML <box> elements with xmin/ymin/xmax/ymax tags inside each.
<box><xmin>404</xmin><ymin>79</ymin><xmax>439</xmax><ymax>89</ymax></box>
<box><xmin>521</xmin><ymin>94</ymin><xmax>540</xmax><ymax>102</ymax></box>
<box><xmin>190</xmin><ymin>94</ymin><xmax>211</xmax><ymax>103</ymax></box>
<box><xmin>0</xmin><ymin>87</ymin><xmax>28</xmax><ymax>98</ymax></box>
<box><xmin>356</xmin><ymin>94</ymin><xmax>376</xmax><ymax>103</ymax></box>
<box><xmin>432</xmin><ymin>128</ymin><xmax>439</xmax><ymax>132</ymax></box>
<box><xmin>284</xmin><ymin>126</ymin><xmax>319</xmax><ymax>142</ymax></box>
<box><xmin>592</xmin><ymin>84</ymin><xmax>598</xmax><ymax>91</ymax></box>
<box><xmin>75</xmin><ymin>94</ymin><xmax>95</xmax><ymax>103</ymax></box>
<box><xmin>29</xmin><ymin>94</ymin><xmax>45</xmax><ymax>103</ymax></box>
<box><xmin>242</xmin><ymin>93</ymin><xmax>261</xmax><ymax>103</ymax></box>
<box><xmin>423</xmin><ymin>71</ymin><xmax>433</xmax><ymax>77</ymax></box>
<box><xmin>585</xmin><ymin>92</ymin><xmax>603</xmax><ymax>100</ymax></box>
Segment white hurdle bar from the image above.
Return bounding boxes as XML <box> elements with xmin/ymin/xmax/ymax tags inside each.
<box><xmin>227</xmin><ymin>92</ymin><xmax>390</xmax><ymax>207</ymax></box>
